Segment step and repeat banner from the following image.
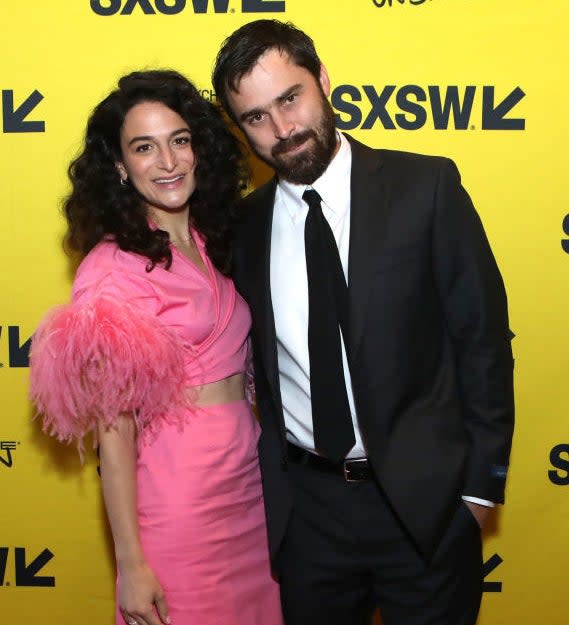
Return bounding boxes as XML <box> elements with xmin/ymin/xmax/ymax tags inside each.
<box><xmin>1</xmin><ymin>0</ymin><xmax>567</xmax><ymax>623</ymax></box>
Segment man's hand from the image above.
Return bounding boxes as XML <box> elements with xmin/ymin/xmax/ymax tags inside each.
<box><xmin>464</xmin><ymin>501</ymin><xmax>492</xmax><ymax>530</ymax></box>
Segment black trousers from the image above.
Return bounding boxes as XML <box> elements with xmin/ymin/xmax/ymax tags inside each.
<box><xmin>278</xmin><ymin>462</ymin><xmax>483</xmax><ymax>625</ymax></box>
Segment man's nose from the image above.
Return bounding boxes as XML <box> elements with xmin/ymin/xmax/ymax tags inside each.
<box><xmin>272</xmin><ymin>111</ymin><xmax>294</xmax><ymax>140</ymax></box>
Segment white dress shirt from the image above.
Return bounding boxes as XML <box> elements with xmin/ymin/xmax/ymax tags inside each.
<box><xmin>269</xmin><ymin>132</ymin><xmax>492</xmax><ymax>506</ymax></box>
<box><xmin>270</xmin><ymin>133</ymin><xmax>366</xmax><ymax>458</ymax></box>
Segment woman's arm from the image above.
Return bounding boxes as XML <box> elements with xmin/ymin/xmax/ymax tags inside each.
<box><xmin>98</xmin><ymin>417</ymin><xmax>170</xmax><ymax>625</ymax></box>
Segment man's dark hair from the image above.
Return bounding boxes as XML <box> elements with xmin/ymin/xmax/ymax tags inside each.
<box><xmin>64</xmin><ymin>69</ymin><xmax>245</xmax><ymax>274</ymax></box>
<box><xmin>212</xmin><ymin>19</ymin><xmax>321</xmax><ymax>122</ymax></box>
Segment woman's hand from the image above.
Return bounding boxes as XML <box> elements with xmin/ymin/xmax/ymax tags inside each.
<box><xmin>119</xmin><ymin>561</ymin><xmax>170</xmax><ymax>625</ymax></box>
<box><xmin>97</xmin><ymin>418</ymin><xmax>170</xmax><ymax>625</ymax></box>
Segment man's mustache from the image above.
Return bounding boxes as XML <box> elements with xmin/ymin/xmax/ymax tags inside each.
<box><xmin>272</xmin><ymin>130</ymin><xmax>315</xmax><ymax>157</ymax></box>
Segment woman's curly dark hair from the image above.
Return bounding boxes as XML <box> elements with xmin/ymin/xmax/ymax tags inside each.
<box><xmin>64</xmin><ymin>69</ymin><xmax>246</xmax><ymax>274</ymax></box>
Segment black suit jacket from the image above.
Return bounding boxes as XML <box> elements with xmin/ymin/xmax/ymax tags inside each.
<box><xmin>232</xmin><ymin>135</ymin><xmax>514</xmax><ymax>561</ymax></box>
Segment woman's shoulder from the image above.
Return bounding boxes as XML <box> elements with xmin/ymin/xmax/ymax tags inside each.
<box><xmin>76</xmin><ymin>239</ymin><xmax>148</xmax><ymax>277</ymax></box>
<box><xmin>73</xmin><ymin>241</ymin><xmax>157</xmax><ymax>303</ymax></box>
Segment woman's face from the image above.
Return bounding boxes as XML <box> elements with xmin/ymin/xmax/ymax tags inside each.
<box><xmin>116</xmin><ymin>101</ymin><xmax>197</xmax><ymax>214</ymax></box>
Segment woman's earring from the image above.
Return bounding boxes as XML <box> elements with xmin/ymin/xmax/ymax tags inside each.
<box><xmin>120</xmin><ymin>177</ymin><xmax>127</xmax><ymax>186</ymax></box>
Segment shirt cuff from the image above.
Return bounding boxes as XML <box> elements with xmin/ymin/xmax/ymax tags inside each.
<box><xmin>462</xmin><ymin>495</ymin><xmax>495</xmax><ymax>508</ymax></box>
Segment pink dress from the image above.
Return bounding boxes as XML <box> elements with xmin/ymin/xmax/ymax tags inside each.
<box><xmin>29</xmin><ymin>231</ymin><xmax>283</xmax><ymax>625</ymax></box>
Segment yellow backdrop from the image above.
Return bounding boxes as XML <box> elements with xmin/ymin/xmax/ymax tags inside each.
<box><xmin>1</xmin><ymin>0</ymin><xmax>568</xmax><ymax>623</ymax></box>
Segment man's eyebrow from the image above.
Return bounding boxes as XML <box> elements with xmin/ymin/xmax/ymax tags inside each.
<box><xmin>239</xmin><ymin>84</ymin><xmax>303</xmax><ymax>122</ymax></box>
<box><xmin>240</xmin><ymin>107</ymin><xmax>264</xmax><ymax>123</ymax></box>
<box><xmin>276</xmin><ymin>84</ymin><xmax>302</xmax><ymax>104</ymax></box>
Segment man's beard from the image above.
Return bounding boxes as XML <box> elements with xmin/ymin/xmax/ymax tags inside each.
<box><xmin>256</xmin><ymin>95</ymin><xmax>337</xmax><ymax>185</ymax></box>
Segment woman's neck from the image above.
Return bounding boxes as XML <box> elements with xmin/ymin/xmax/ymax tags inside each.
<box><xmin>149</xmin><ymin>207</ymin><xmax>191</xmax><ymax>243</ymax></box>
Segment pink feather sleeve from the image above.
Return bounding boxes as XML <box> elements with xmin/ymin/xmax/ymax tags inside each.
<box><xmin>29</xmin><ymin>296</ymin><xmax>189</xmax><ymax>450</ymax></box>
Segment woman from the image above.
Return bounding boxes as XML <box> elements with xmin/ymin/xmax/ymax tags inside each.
<box><xmin>29</xmin><ymin>70</ymin><xmax>282</xmax><ymax>625</ymax></box>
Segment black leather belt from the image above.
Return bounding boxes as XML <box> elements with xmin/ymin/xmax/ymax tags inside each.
<box><xmin>287</xmin><ymin>442</ymin><xmax>373</xmax><ymax>482</ymax></box>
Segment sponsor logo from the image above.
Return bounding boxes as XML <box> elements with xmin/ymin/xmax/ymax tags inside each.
<box><xmin>1</xmin><ymin>90</ymin><xmax>45</xmax><ymax>133</ymax></box>
<box><xmin>372</xmin><ymin>0</ymin><xmax>428</xmax><ymax>7</ymax></box>
<box><xmin>0</xmin><ymin>548</ymin><xmax>55</xmax><ymax>588</ymax></box>
<box><xmin>331</xmin><ymin>84</ymin><xmax>525</xmax><ymax>131</ymax></box>
<box><xmin>90</xmin><ymin>0</ymin><xmax>285</xmax><ymax>15</ymax></box>
<box><xmin>199</xmin><ymin>89</ymin><xmax>216</xmax><ymax>102</ymax></box>
<box><xmin>0</xmin><ymin>441</ymin><xmax>19</xmax><ymax>469</ymax></box>
<box><xmin>549</xmin><ymin>443</ymin><xmax>569</xmax><ymax>485</ymax></box>
<box><xmin>0</xmin><ymin>326</ymin><xmax>32</xmax><ymax>368</ymax></box>
<box><xmin>483</xmin><ymin>554</ymin><xmax>503</xmax><ymax>592</ymax></box>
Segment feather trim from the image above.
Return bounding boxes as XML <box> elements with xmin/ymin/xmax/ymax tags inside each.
<box><xmin>29</xmin><ymin>296</ymin><xmax>189</xmax><ymax>450</ymax></box>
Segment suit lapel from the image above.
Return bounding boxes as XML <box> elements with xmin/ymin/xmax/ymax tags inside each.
<box><xmin>242</xmin><ymin>179</ymin><xmax>283</xmax><ymax>410</ymax></box>
<box><xmin>347</xmin><ymin>136</ymin><xmax>390</xmax><ymax>361</ymax></box>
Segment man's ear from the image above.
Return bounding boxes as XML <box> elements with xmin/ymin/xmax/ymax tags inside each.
<box><xmin>319</xmin><ymin>64</ymin><xmax>331</xmax><ymax>98</ymax></box>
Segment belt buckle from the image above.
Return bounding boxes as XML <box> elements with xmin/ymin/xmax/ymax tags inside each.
<box><xmin>343</xmin><ymin>458</ymin><xmax>369</xmax><ymax>482</ymax></box>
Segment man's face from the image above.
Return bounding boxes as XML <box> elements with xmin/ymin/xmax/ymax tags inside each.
<box><xmin>226</xmin><ymin>49</ymin><xmax>338</xmax><ymax>185</ymax></box>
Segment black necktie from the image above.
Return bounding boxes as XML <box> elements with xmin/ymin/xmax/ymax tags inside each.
<box><xmin>303</xmin><ymin>188</ymin><xmax>356</xmax><ymax>462</ymax></box>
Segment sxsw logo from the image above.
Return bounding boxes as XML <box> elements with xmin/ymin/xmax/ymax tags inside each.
<box><xmin>331</xmin><ymin>84</ymin><xmax>525</xmax><ymax>131</ymax></box>
<box><xmin>561</xmin><ymin>214</ymin><xmax>569</xmax><ymax>253</ymax></box>
<box><xmin>549</xmin><ymin>444</ymin><xmax>569</xmax><ymax>485</ymax></box>
<box><xmin>0</xmin><ymin>548</ymin><xmax>55</xmax><ymax>588</ymax></box>
<box><xmin>483</xmin><ymin>553</ymin><xmax>503</xmax><ymax>593</ymax></box>
<box><xmin>90</xmin><ymin>0</ymin><xmax>285</xmax><ymax>15</ymax></box>
<box><xmin>0</xmin><ymin>440</ymin><xmax>20</xmax><ymax>469</ymax></box>
<box><xmin>1</xmin><ymin>90</ymin><xmax>44</xmax><ymax>133</ymax></box>
<box><xmin>0</xmin><ymin>326</ymin><xmax>32</xmax><ymax>368</ymax></box>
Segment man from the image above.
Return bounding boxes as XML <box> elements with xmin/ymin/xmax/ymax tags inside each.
<box><xmin>213</xmin><ymin>19</ymin><xmax>514</xmax><ymax>625</ymax></box>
